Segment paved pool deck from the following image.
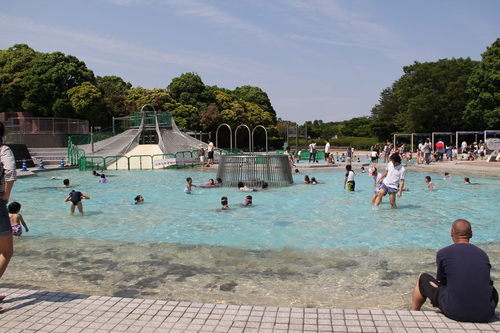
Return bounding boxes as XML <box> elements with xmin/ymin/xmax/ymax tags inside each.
<box><xmin>1</xmin><ymin>288</ymin><xmax>499</xmax><ymax>332</ymax></box>
<box><xmin>4</xmin><ymin>159</ymin><xmax>500</xmax><ymax>332</ymax></box>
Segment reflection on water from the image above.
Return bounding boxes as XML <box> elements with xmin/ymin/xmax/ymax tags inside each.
<box><xmin>5</xmin><ymin>236</ymin><xmax>500</xmax><ymax>310</ymax></box>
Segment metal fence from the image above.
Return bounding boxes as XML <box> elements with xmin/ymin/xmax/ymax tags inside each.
<box><xmin>216</xmin><ymin>154</ymin><xmax>294</xmax><ymax>187</ymax></box>
<box><xmin>7</xmin><ymin>117</ymin><xmax>89</xmax><ymax>134</ymax></box>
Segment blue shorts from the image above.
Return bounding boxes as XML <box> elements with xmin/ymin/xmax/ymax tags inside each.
<box><xmin>379</xmin><ymin>183</ymin><xmax>398</xmax><ymax>195</ymax></box>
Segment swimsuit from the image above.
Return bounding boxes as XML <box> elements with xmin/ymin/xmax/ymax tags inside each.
<box><xmin>184</xmin><ymin>185</ymin><xmax>191</xmax><ymax>194</ymax></box>
<box><xmin>70</xmin><ymin>191</ymin><xmax>82</xmax><ymax>205</ymax></box>
<box><xmin>12</xmin><ymin>224</ymin><xmax>22</xmax><ymax>236</ymax></box>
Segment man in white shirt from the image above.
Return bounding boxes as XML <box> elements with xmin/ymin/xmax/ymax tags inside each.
<box><xmin>374</xmin><ymin>153</ymin><xmax>406</xmax><ymax>209</ymax></box>
<box><xmin>324</xmin><ymin>139</ymin><xmax>330</xmax><ymax>162</ymax></box>
<box><xmin>207</xmin><ymin>139</ymin><xmax>214</xmax><ymax>165</ymax></box>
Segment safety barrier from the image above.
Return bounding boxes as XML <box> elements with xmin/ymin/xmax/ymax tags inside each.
<box><xmin>77</xmin><ymin>149</ymin><xmax>227</xmax><ymax>171</ymax></box>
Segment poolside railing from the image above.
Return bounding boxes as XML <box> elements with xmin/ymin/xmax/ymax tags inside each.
<box><xmin>77</xmin><ymin>148</ymin><xmax>228</xmax><ymax>171</ymax></box>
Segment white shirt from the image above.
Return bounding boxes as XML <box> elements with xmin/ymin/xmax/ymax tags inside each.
<box><xmin>324</xmin><ymin>142</ymin><xmax>330</xmax><ymax>153</ymax></box>
<box><xmin>383</xmin><ymin>162</ymin><xmax>405</xmax><ymax>189</ymax></box>
<box><xmin>0</xmin><ymin>145</ymin><xmax>17</xmax><ymax>193</ymax></box>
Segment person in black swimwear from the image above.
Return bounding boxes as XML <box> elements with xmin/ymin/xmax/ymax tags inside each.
<box><xmin>64</xmin><ymin>190</ymin><xmax>90</xmax><ymax>215</ymax></box>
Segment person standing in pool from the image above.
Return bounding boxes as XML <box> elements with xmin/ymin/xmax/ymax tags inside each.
<box><xmin>343</xmin><ymin>164</ymin><xmax>356</xmax><ymax>191</ymax></box>
<box><xmin>411</xmin><ymin>219</ymin><xmax>498</xmax><ymax>322</ymax></box>
<box><xmin>184</xmin><ymin>177</ymin><xmax>198</xmax><ymax>194</ymax></box>
<box><xmin>0</xmin><ymin>121</ymin><xmax>17</xmax><ymax>305</ymax></box>
<box><xmin>64</xmin><ymin>190</ymin><xmax>90</xmax><ymax>215</ymax></box>
<box><xmin>8</xmin><ymin>202</ymin><xmax>29</xmax><ymax>236</ymax></box>
<box><xmin>374</xmin><ymin>153</ymin><xmax>406</xmax><ymax>208</ymax></box>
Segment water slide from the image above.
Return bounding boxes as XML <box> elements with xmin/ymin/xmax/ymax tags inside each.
<box><xmin>77</xmin><ymin>128</ymin><xmax>142</xmax><ymax>157</ymax></box>
<box><xmin>76</xmin><ymin>112</ymin><xmax>208</xmax><ymax>169</ymax></box>
<box><xmin>107</xmin><ymin>144</ymin><xmax>163</xmax><ymax>169</ymax></box>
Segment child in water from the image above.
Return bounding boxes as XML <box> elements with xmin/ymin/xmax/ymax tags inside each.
<box><xmin>184</xmin><ymin>177</ymin><xmax>197</xmax><ymax>194</ymax></box>
<box><xmin>370</xmin><ymin>167</ymin><xmax>382</xmax><ymax>204</ymax></box>
<box><xmin>59</xmin><ymin>179</ymin><xmax>70</xmax><ymax>188</ymax></box>
<box><xmin>99</xmin><ymin>174</ymin><xmax>107</xmax><ymax>183</ymax></box>
<box><xmin>214</xmin><ymin>196</ymin><xmax>230</xmax><ymax>211</ymax></box>
<box><xmin>8</xmin><ymin>202</ymin><xmax>29</xmax><ymax>236</ymax></box>
<box><xmin>425</xmin><ymin>176</ymin><xmax>434</xmax><ymax>191</ymax></box>
<box><xmin>64</xmin><ymin>190</ymin><xmax>90</xmax><ymax>215</ymax></box>
<box><xmin>344</xmin><ymin>164</ymin><xmax>356</xmax><ymax>191</ymax></box>
<box><xmin>235</xmin><ymin>195</ymin><xmax>253</xmax><ymax>207</ymax></box>
<box><xmin>134</xmin><ymin>195</ymin><xmax>144</xmax><ymax>204</ymax></box>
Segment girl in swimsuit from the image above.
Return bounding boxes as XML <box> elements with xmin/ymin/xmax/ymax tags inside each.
<box><xmin>8</xmin><ymin>202</ymin><xmax>29</xmax><ymax>236</ymax></box>
<box><xmin>64</xmin><ymin>190</ymin><xmax>90</xmax><ymax>215</ymax></box>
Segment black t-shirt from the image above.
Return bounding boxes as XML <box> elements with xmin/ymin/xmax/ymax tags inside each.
<box><xmin>437</xmin><ymin>243</ymin><xmax>497</xmax><ymax>322</ymax></box>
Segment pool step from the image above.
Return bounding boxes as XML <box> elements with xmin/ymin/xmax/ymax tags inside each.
<box><xmin>28</xmin><ymin>147</ymin><xmax>68</xmax><ymax>166</ymax></box>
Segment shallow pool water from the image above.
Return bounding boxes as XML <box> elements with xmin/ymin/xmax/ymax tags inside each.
<box><xmin>5</xmin><ymin>166</ymin><xmax>499</xmax><ymax>309</ymax></box>
<box><xmin>12</xmin><ymin>167</ymin><xmax>499</xmax><ymax>250</ymax></box>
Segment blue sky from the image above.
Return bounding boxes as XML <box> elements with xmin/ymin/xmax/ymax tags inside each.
<box><xmin>1</xmin><ymin>0</ymin><xmax>499</xmax><ymax>123</ymax></box>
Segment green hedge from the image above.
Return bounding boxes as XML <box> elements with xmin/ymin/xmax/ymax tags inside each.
<box><xmin>330</xmin><ymin>137</ymin><xmax>378</xmax><ymax>150</ymax></box>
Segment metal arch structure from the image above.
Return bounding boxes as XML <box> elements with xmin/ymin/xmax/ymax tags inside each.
<box><xmin>140</xmin><ymin>104</ymin><xmax>156</xmax><ymax>112</ymax></box>
<box><xmin>216</xmin><ymin>123</ymin><xmax>232</xmax><ymax>150</ymax></box>
<box><xmin>235</xmin><ymin>124</ymin><xmax>251</xmax><ymax>152</ymax></box>
<box><xmin>251</xmin><ymin>125</ymin><xmax>268</xmax><ymax>153</ymax></box>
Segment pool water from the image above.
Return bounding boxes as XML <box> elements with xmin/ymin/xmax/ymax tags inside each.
<box><xmin>12</xmin><ymin>167</ymin><xmax>499</xmax><ymax>250</ymax></box>
<box><xmin>5</xmin><ymin>166</ymin><xmax>500</xmax><ymax>309</ymax></box>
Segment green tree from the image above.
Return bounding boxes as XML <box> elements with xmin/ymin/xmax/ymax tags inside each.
<box><xmin>233</xmin><ymin>85</ymin><xmax>277</xmax><ymax>122</ymax></box>
<box><xmin>67</xmin><ymin>82</ymin><xmax>106</xmax><ymax>125</ymax></box>
<box><xmin>22</xmin><ymin>51</ymin><xmax>96</xmax><ymax>117</ymax></box>
<box><xmin>464</xmin><ymin>38</ymin><xmax>500</xmax><ymax>129</ymax></box>
<box><xmin>341</xmin><ymin>117</ymin><xmax>372</xmax><ymax>137</ymax></box>
<box><xmin>0</xmin><ymin>44</ymin><xmax>38</xmax><ymax>112</ymax></box>
<box><xmin>171</xmin><ymin>104</ymin><xmax>199</xmax><ymax>129</ymax></box>
<box><xmin>371</xmin><ymin>58</ymin><xmax>477</xmax><ymax>134</ymax></box>
<box><xmin>123</xmin><ymin>87</ymin><xmax>173</xmax><ymax>114</ymax></box>
<box><xmin>168</xmin><ymin>72</ymin><xmax>206</xmax><ymax>105</ymax></box>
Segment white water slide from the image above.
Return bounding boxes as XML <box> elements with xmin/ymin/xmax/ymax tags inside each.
<box><xmin>77</xmin><ymin>112</ymin><xmax>207</xmax><ymax>158</ymax></box>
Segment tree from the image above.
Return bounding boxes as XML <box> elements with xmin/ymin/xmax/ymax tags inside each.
<box><xmin>0</xmin><ymin>44</ymin><xmax>38</xmax><ymax>112</ymax></box>
<box><xmin>168</xmin><ymin>72</ymin><xmax>206</xmax><ymax>105</ymax></box>
<box><xmin>371</xmin><ymin>58</ymin><xmax>477</xmax><ymax>135</ymax></box>
<box><xmin>123</xmin><ymin>87</ymin><xmax>173</xmax><ymax>114</ymax></box>
<box><xmin>340</xmin><ymin>117</ymin><xmax>372</xmax><ymax>137</ymax></box>
<box><xmin>233</xmin><ymin>85</ymin><xmax>277</xmax><ymax>122</ymax></box>
<box><xmin>171</xmin><ymin>104</ymin><xmax>199</xmax><ymax>129</ymax></box>
<box><xmin>22</xmin><ymin>51</ymin><xmax>96</xmax><ymax>117</ymax></box>
<box><xmin>464</xmin><ymin>38</ymin><xmax>500</xmax><ymax>129</ymax></box>
<box><xmin>67</xmin><ymin>82</ymin><xmax>106</xmax><ymax>125</ymax></box>
<box><xmin>199</xmin><ymin>103</ymin><xmax>223</xmax><ymax>132</ymax></box>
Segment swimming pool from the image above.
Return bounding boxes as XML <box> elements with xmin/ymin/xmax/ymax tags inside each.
<box><xmin>12</xmin><ymin>167</ymin><xmax>499</xmax><ymax>250</ymax></box>
<box><xmin>5</xmin><ymin>166</ymin><xmax>499</xmax><ymax>309</ymax></box>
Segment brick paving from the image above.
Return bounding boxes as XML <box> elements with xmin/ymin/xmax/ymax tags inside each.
<box><xmin>0</xmin><ymin>288</ymin><xmax>499</xmax><ymax>332</ymax></box>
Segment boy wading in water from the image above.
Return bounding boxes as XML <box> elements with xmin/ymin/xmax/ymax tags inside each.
<box><xmin>374</xmin><ymin>153</ymin><xmax>406</xmax><ymax>208</ymax></box>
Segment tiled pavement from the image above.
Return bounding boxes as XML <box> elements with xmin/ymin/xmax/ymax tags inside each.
<box><xmin>0</xmin><ymin>288</ymin><xmax>498</xmax><ymax>332</ymax></box>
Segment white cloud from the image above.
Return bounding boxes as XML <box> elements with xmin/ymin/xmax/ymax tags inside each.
<box><xmin>0</xmin><ymin>12</ymin><xmax>283</xmax><ymax>80</ymax></box>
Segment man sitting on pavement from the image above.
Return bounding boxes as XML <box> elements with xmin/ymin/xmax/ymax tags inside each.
<box><xmin>411</xmin><ymin>219</ymin><xmax>498</xmax><ymax>322</ymax></box>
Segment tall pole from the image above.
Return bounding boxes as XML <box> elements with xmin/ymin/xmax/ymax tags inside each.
<box><xmin>296</xmin><ymin>124</ymin><xmax>299</xmax><ymax>152</ymax></box>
